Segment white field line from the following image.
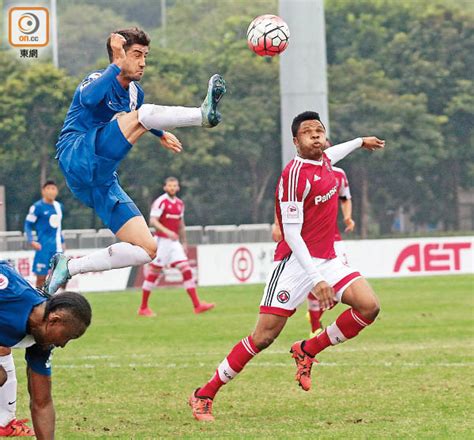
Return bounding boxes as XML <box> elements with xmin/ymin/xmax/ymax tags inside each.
<box><xmin>54</xmin><ymin>360</ymin><xmax>474</xmax><ymax>370</ymax></box>
<box><xmin>61</xmin><ymin>341</ymin><xmax>474</xmax><ymax>362</ymax></box>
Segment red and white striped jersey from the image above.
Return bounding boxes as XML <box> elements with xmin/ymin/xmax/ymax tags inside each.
<box><xmin>274</xmin><ymin>153</ymin><xmax>338</xmax><ymax>261</ymax></box>
<box><xmin>332</xmin><ymin>166</ymin><xmax>352</xmax><ymax>242</ymax></box>
<box><xmin>150</xmin><ymin>194</ymin><xmax>185</xmax><ymax>237</ymax></box>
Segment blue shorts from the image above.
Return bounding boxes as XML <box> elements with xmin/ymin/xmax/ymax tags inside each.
<box><xmin>33</xmin><ymin>249</ymin><xmax>57</xmax><ymax>275</ymax></box>
<box><xmin>57</xmin><ymin>121</ymin><xmax>141</xmax><ymax>233</ymax></box>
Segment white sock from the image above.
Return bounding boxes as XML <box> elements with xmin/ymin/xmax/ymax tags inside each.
<box><xmin>138</xmin><ymin>104</ymin><xmax>202</xmax><ymax>130</ymax></box>
<box><xmin>68</xmin><ymin>242</ymin><xmax>152</xmax><ymax>276</ymax></box>
<box><xmin>0</xmin><ymin>354</ymin><xmax>16</xmax><ymax>427</ymax></box>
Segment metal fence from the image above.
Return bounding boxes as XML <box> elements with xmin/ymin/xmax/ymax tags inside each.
<box><xmin>0</xmin><ymin>224</ymin><xmax>274</xmax><ymax>251</ymax></box>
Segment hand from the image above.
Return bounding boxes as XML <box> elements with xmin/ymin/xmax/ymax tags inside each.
<box><xmin>159</xmin><ymin>131</ymin><xmax>183</xmax><ymax>154</ymax></box>
<box><xmin>344</xmin><ymin>218</ymin><xmax>355</xmax><ymax>232</ymax></box>
<box><xmin>361</xmin><ymin>136</ymin><xmax>385</xmax><ymax>151</ymax></box>
<box><xmin>110</xmin><ymin>33</ymin><xmax>127</xmax><ymax>67</ymax></box>
<box><xmin>167</xmin><ymin>231</ymin><xmax>179</xmax><ymax>241</ymax></box>
<box><xmin>271</xmin><ymin>223</ymin><xmax>282</xmax><ymax>242</ymax></box>
<box><xmin>31</xmin><ymin>241</ymin><xmax>42</xmax><ymax>251</ymax></box>
<box><xmin>311</xmin><ymin>281</ymin><xmax>335</xmax><ymax>310</ymax></box>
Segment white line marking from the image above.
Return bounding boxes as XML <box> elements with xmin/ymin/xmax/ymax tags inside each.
<box><xmin>54</xmin><ymin>361</ymin><xmax>474</xmax><ymax>370</ymax></box>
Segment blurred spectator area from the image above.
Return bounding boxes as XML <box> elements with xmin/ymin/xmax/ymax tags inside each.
<box><xmin>0</xmin><ymin>224</ymin><xmax>274</xmax><ymax>251</ymax></box>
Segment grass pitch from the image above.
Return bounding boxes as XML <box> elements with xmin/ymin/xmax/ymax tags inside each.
<box><xmin>16</xmin><ymin>275</ymin><xmax>474</xmax><ymax>439</ymax></box>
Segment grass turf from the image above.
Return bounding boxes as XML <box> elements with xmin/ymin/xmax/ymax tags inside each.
<box><xmin>15</xmin><ymin>275</ymin><xmax>474</xmax><ymax>439</ymax></box>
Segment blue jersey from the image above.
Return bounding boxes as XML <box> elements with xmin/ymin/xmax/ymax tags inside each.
<box><xmin>0</xmin><ymin>261</ymin><xmax>52</xmax><ymax>376</ymax></box>
<box><xmin>56</xmin><ymin>63</ymin><xmax>144</xmax><ymax>157</ymax></box>
<box><xmin>24</xmin><ymin>199</ymin><xmax>64</xmax><ymax>253</ymax></box>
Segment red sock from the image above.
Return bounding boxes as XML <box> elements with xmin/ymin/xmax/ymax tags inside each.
<box><xmin>181</xmin><ymin>267</ymin><xmax>200</xmax><ymax>308</ymax></box>
<box><xmin>303</xmin><ymin>308</ymin><xmax>373</xmax><ymax>357</ymax></box>
<box><xmin>141</xmin><ymin>272</ymin><xmax>159</xmax><ymax>309</ymax></box>
<box><xmin>308</xmin><ymin>310</ymin><xmax>324</xmax><ymax>331</ymax></box>
<box><xmin>198</xmin><ymin>336</ymin><xmax>260</xmax><ymax>399</ymax></box>
<box><xmin>307</xmin><ymin>293</ymin><xmax>323</xmax><ymax>331</ymax></box>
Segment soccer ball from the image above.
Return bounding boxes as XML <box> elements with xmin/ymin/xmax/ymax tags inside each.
<box><xmin>246</xmin><ymin>14</ymin><xmax>290</xmax><ymax>57</ymax></box>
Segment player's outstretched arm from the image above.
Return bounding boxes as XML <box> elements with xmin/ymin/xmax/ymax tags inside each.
<box><xmin>27</xmin><ymin>368</ymin><xmax>55</xmax><ymax>440</ymax></box>
<box><xmin>326</xmin><ymin>136</ymin><xmax>385</xmax><ymax>164</ymax></box>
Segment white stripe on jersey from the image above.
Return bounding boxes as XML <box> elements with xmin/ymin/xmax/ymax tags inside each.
<box><xmin>53</xmin><ymin>201</ymin><xmax>63</xmax><ymax>253</ymax></box>
<box><xmin>287</xmin><ymin>161</ymin><xmax>298</xmax><ymax>201</ymax></box>
<box><xmin>289</xmin><ymin>160</ymin><xmax>303</xmax><ymax>202</ymax></box>
<box><xmin>150</xmin><ymin>194</ymin><xmax>168</xmax><ymax>218</ymax></box>
<box><xmin>302</xmin><ymin>178</ymin><xmax>311</xmax><ymax>201</ymax></box>
<box><xmin>129</xmin><ymin>82</ymin><xmax>138</xmax><ymax>111</ymax></box>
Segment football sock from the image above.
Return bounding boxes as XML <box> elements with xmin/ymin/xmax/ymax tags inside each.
<box><xmin>198</xmin><ymin>336</ymin><xmax>260</xmax><ymax>399</ymax></box>
<box><xmin>179</xmin><ymin>265</ymin><xmax>200</xmax><ymax>308</ymax></box>
<box><xmin>68</xmin><ymin>242</ymin><xmax>151</xmax><ymax>276</ymax></box>
<box><xmin>138</xmin><ymin>104</ymin><xmax>202</xmax><ymax>131</ymax></box>
<box><xmin>141</xmin><ymin>271</ymin><xmax>160</xmax><ymax>309</ymax></box>
<box><xmin>303</xmin><ymin>308</ymin><xmax>374</xmax><ymax>357</ymax></box>
<box><xmin>0</xmin><ymin>354</ymin><xmax>16</xmax><ymax>427</ymax></box>
<box><xmin>307</xmin><ymin>293</ymin><xmax>323</xmax><ymax>331</ymax></box>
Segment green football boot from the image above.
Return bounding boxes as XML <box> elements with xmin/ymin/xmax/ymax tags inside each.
<box><xmin>44</xmin><ymin>253</ymin><xmax>71</xmax><ymax>296</ymax></box>
<box><xmin>200</xmin><ymin>74</ymin><xmax>226</xmax><ymax>128</ymax></box>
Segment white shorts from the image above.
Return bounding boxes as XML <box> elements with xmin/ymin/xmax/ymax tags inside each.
<box><xmin>260</xmin><ymin>254</ymin><xmax>362</xmax><ymax>317</ymax></box>
<box><xmin>150</xmin><ymin>237</ymin><xmax>188</xmax><ymax>268</ymax></box>
<box><xmin>334</xmin><ymin>240</ymin><xmax>348</xmax><ymax>265</ymax></box>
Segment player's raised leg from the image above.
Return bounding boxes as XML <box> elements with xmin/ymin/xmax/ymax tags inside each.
<box><xmin>46</xmin><ymin>211</ymin><xmax>156</xmax><ymax>295</ymax></box>
<box><xmin>292</xmin><ymin>277</ymin><xmax>380</xmax><ymax>390</ymax></box>
<box><xmin>189</xmin><ymin>313</ymin><xmax>287</xmax><ymax>421</ymax></box>
<box><xmin>0</xmin><ymin>348</ymin><xmax>34</xmax><ymax>437</ymax></box>
<box><xmin>138</xmin><ymin>73</ymin><xmax>226</xmax><ymax>130</ymax></box>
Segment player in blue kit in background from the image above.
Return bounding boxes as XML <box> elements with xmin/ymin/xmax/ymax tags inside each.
<box><xmin>45</xmin><ymin>27</ymin><xmax>226</xmax><ymax>294</ymax></box>
<box><xmin>24</xmin><ymin>180</ymin><xmax>65</xmax><ymax>288</ymax></box>
<box><xmin>0</xmin><ymin>261</ymin><xmax>91</xmax><ymax>439</ymax></box>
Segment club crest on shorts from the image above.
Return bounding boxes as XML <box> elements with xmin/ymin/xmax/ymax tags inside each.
<box><xmin>276</xmin><ymin>290</ymin><xmax>290</xmax><ymax>304</ymax></box>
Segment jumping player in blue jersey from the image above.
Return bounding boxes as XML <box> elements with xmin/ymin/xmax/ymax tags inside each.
<box><xmin>0</xmin><ymin>261</ymin><xmax>91</xmax><ymax>439</ymax></box>
<box><xmin>24</xmin><ymin>180</ymin><xmax>65</xmax><ymax>288</ymax></box>
<box><xmin>45</xmin><ymin>28</ymin><xmax>226</xmax><ymax>294</ymax></box>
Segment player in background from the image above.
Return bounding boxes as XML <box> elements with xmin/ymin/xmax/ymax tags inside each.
<box><xmin>139</xmin><ymin>177</ymin><xmax>214</xmax><ymax>316</ymax></box>
<box><xmin>24</xmin><ymin>180</ymin><xmax>65</xmax><ymax>288</ymax></box>
<box><xmin>0</xmin><ymin>261</ymin><xmax>91</xmax><ymax>439</ymax></box>
<box><xmin>189</xmin><ymin>111</ymin><xmax>384</xmax><ymax>421</ymax></box>
<box><xmin>45</xmin><ymin>28</ymin><xmax>226</xmax><ymax>295</ymax></box>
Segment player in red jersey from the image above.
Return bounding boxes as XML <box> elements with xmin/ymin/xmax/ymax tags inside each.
<box><xmin>189</xmin><ymin>111</ymin><xmax>384</xmax><ymax>421</ymax></box>
<box><xmin>273</xmin><ymin>161</ymin><xmax>356</xmax><ymax>336</ymax></box>
<box><xmin>138</xmin><ymin>177</ymin><xmax>215</xmax><ymax>317</ymax></box>
<box><xmin>307</xmin><ymin>162</ymin><xmax>355</xmax><ymax>335</ymax></box>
